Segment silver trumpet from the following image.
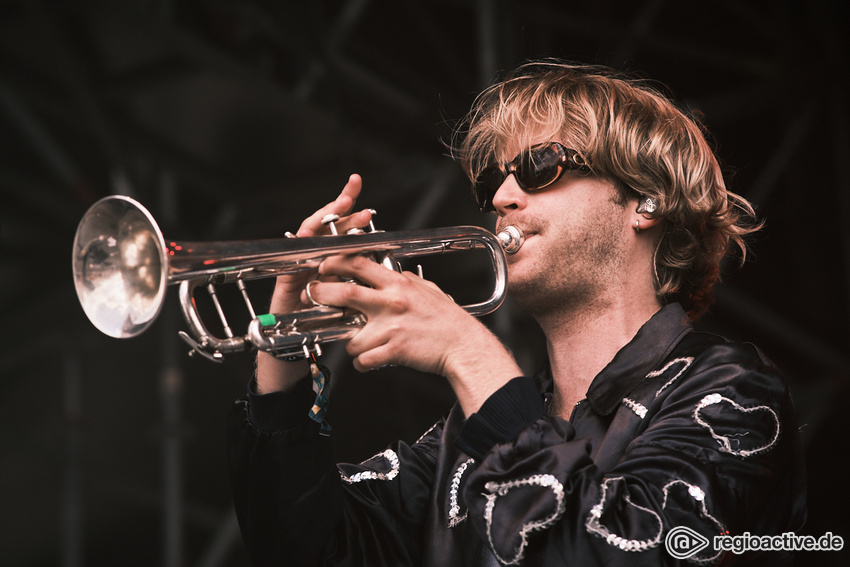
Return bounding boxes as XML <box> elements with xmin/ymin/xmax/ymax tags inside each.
<box><xmin>72</xmin><ymin>195</ymin><xmax>525</xmax><ymax>362</ymax></box>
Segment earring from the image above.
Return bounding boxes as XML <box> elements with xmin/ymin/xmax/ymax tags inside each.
<box><xmin>634</xmin><ymin>220</ymin><xmax>641</xmax><ymax>232</ymax></box>
<box><xmin>636</xmin><ymin>196</ymin><xmax>658</xmax><ymax>215</ymax></box>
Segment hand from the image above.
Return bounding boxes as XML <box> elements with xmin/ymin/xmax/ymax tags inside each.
<box><xmin>268</xmin><ymin>174</ymin><xmax>373</xmax><ymax>315</ymax></box>
<box><xmin>304</xmin><ymin>255</ymin><xmax>523</xmax><ymax>416</ymax></box>
<box><xmin>257</xmin><ymin>174</ymin><xmax>374</xmax><ymax>394</ymax></box>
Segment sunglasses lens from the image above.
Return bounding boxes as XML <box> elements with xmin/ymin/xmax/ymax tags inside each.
<box><xmin>473</xmin><ymin>166</ymin><xmax>506</xmax><ymax>210</ymax></box>
<box><xmin>516</xmin><ymin>144</ymin><xmax>563</xmax><ymax>190</ymax></box>
<box><xmin>472</xmin><ymin>143</ymin><xmax>582</xmax><ymax>211</ymax></box>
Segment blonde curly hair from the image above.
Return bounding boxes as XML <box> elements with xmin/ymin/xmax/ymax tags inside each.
<box><xmin>452</xmin><ymin>60</ymin><xmax>760</xmax><ymax>319</ymax></box>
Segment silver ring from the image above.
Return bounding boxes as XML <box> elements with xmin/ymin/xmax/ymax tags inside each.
<box><xmin>305</xmin><ymin>280</ymin><xmax>324</xmax><ymax>307</ymax></box>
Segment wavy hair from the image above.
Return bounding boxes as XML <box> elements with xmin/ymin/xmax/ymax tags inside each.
<box><xmin>452</xmin><ymin>60</ymin><xmax>760</xmax><ymax>319</ymax></box>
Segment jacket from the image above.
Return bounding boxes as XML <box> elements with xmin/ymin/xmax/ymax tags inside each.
<box><xmin>227</xmin><ymin>303</ymin><xmax>806</xmax><ymax>565</ymax></box>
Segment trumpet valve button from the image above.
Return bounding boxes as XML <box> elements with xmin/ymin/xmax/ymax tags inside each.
<box><xmin>321</xmin><ymin>214</ymin><xmax>340</xmax><ymax>235</ymax></box>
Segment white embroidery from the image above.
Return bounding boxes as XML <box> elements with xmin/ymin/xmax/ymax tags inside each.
<box><xmin>414</xmin><ymin>421</ymin><xmax>439</xmax><ymax>445</ymax></box>
<box><xmin>586</xmin><ymin>477</ymin><xmax>725</xmax><ymax>562</ymax></box>
<box><xmin>340</xmin><ymin>449</ymin><xmax>400</xmax><ymax>484</ymax></box>
<box><xmin>448</xmin><ymin>458</ymin><xmax>474</xmax><ymax>527</ymax></box>
<box><xmin>661</xmin><ymin>480</ymin><xmax>726</xmax><ymax>564</ymax></box>
<box><xmin>585</xmin><ymin>477</ymin><xmax>663</xmax><ymax>552</ymax></box>
<box><xmin>483</xmin><ymin>474</ymin><xmax>565</xmax><ymax>565</ymax></box>
<box><xmin>622</xmin><ymin>397</ymin><xmax>648</xmax><ymax>419</ymax></box>
<box><xmin>651</xmin><ymin>357</ymin><xmax>694</xmax><ymax>397</ymax></box>
<box><xmin>693</xmin><ymin>393</ymin><xmax>781</xmax><ymax>457</ymax></box>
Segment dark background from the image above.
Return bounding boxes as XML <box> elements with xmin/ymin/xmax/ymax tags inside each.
<box><xmin>1</xmin><ymin>1</ymin><xmax>848</xmax><ymax>565</ymax></box>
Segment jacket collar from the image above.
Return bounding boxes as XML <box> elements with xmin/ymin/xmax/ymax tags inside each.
<box><xmin>534</xmin><ymin>303</ymin><xmax>693</xmax><ymax>416</ymax></box>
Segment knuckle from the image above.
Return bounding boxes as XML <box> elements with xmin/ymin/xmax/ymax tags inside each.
<box><xmin>337</xmin><ymin>283</ymin><xmax>359</xmax><ymax>302</ymax></box>
<box><xmin>384</xmin><ymin>294</ymin><xmax>408</xmax><ymax>314</ymax></box>
<box><xmin>350</xmin><ymin>254</ymin><xmax>372</xmax><ymax>270</ymax></box>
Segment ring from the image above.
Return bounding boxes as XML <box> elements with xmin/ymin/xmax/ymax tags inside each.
<box><xmin>305</xmin><ymin>280</ymin><xmax>324</xmax><ymax>307</ymax></box>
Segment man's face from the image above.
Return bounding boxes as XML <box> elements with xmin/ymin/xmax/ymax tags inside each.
<box><xmin>492</xmin><ymin>160</ymin><xmax>635</xmax><ymax>318</ymax></box>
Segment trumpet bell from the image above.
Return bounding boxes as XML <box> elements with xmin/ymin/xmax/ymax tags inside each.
<box><xmin>72</xmin><ymin>195</ymin><xmax>168</xmax><ymax>338</ymax></box>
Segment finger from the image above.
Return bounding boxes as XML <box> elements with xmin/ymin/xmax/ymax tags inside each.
<box><xmin>345</xmin><ymin>326</ymin><xmax>391</xmax><ymax>363</ymax></box>
<box><xmin>299</xmin><ymin>278</ymin><xmax>384</xmax><ymax>314</ymax></box>
<box><xmin>296</xmin><ymin>174</ymin><xmax>364</xmax><ymax>237</ymax></box>
<box><xmin>331</xmin><ymin>208</ymin><xmax>374</xmax><ymax>235</ymax></box>
<box><xmin>320</xmin><ymin>257</ymin><xmax>455</xmax><ymax>308</ymax></box>
<box><xmin>351</xmin><ymin>343</ymin><xmax>396</xmax><ymax>373</ymax></box>
<box><xmin>345</xmin><ymin>323</ymin><xmax>407</xmax><ymax>372</ymax></box>
<box><xmin>319</xmin><ymin>255</ymin><xmax>403</xmax><ymax>290</ymax></box>
<box><xmin>403</xmin><ymin>270</ymin><xmax>445</xmax><ymax>294</ymax></box>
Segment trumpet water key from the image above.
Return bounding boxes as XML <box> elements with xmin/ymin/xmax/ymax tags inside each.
<box><xmin>73</xmin><ymin>195</ymin><xmax>525</xmax><ymax>362</ymax></box>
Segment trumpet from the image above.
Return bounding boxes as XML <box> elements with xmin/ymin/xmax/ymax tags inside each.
<box><xmin>72</xmin><ymin>195</ymin><xmax>524</xmax><ymax>362</ymax></box>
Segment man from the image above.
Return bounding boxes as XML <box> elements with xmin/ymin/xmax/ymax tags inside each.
<box><xmin>227</xmin><ymin>61</ymin><xmax>806</xmax><ymax>565</ymax></box>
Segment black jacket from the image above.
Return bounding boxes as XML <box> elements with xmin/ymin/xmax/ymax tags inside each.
<box><xmin>227</xmin><ymin>303</ymin><xmax>806</xmax><ymax>565</ymax></box>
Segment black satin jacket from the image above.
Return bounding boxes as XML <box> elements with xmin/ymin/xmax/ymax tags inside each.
<box><xmin>227</xmin><ymin>304</ymin><xmax>806</xmax><ymax>566</ymax></box>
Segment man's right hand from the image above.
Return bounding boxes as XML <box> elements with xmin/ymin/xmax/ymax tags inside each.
<box><xmin>256</xmin><ymin>174</ymin><xmax>374</xmax><ymax>394</ymax></box>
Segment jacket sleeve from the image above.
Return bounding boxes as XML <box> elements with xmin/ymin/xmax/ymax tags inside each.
<box><xmin>457</xmin><ymin>349</ymin><xmax>805</xmax><ymax>566</ymax></box>
<box><xmin>227</xmin><ymin>372</ymin><xmax>444</xmax><ymax>567</ymax></box>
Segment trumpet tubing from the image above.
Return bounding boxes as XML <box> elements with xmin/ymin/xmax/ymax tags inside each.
<box><xmin>73</xmin><ymin>195</ymin><xmax>519</xmax><ymax>362</ymax></box>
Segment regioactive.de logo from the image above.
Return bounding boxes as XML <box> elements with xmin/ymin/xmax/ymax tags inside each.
<box><xmin>665</xmin><ymin>526</ymin><xmax>844</xmax><ymax>559</ymax></box>
<box><xmin>665</xmin><ymin>526</ymin><xmax>710</xmax><ymax>559</ymax></box>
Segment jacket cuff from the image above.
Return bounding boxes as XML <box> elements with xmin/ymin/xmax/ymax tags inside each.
<box><xmin>455</xmin><ymin>376</ymin><xmax>545</xmax><ymax>460</ymax></box>
<box><xmin>247</xmin><ymin>372</ymin><xmax>316</xmax><ymax>432</ymax></box>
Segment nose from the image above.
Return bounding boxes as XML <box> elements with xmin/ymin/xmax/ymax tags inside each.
<box><xmin>491</xmin><ymin>174</ymin><xmax>527</xmax><ymax>215</ymax></box>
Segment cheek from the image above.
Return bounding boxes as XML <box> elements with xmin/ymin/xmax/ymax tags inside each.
<box><xmin>560</xmin><ymin>201</ymin><xmax>629</xmax><ymax>261</ymax></box>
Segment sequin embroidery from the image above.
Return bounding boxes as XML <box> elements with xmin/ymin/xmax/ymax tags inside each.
<box><xmin>693</xmin><ymin>393</ymin><xmax>780</xmax><ymax>457</ymax></box>
<box><xmin>340</xmin><ymin>449</ymin><xmax>400</xmax><ymax>484</ymax></box>
<box><xmin>448</xmin><ymin>458</ymin><xmax>474</xmax><ymax>528</ymax></box>
<box><xmin>483</xmin><ymin>474</ymin><xmax>565</xmax><ymax>565</ymax></box>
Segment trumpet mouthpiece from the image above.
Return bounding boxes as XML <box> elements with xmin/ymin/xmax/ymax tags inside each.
<box><xmin>497</xmin><ymin>226</ymin><xmax>525</xmax><ymax>254</ymax></box>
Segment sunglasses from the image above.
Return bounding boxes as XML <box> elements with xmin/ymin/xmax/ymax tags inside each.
<box><xmin>473</xmin><ymin>142</ymin><xmax>591</xmax><ymax>212</ymax></box>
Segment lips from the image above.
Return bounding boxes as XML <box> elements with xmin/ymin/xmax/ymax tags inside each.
<box><xmin>497</xmin><ymin>223</ymin><xmax>536</xmax><ymax>238</ymax></box>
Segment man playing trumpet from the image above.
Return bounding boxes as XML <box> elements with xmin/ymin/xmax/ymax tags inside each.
<box><xmin>228</xmin><ymin>61</ymin><xmax>806</xmax><ymax>566</ymax></box>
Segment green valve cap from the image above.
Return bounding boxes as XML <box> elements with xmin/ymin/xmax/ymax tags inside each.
<box><xmin>258</xmin><ymin>314</ymin><xmax>277</xmax><ymax>327</ymax></box>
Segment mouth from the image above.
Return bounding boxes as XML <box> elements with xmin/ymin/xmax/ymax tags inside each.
<box><xmin>497</xmin><ymin>223</ymin><xmax>534</xmax><ymax>236</ymax></box>
<box><xmin>496</xmin><ymin>218</ymin><xmax>541</xmax><ymax>256</ymax></box>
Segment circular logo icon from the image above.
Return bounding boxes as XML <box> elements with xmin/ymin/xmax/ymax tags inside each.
<box><xmin>665</xmin><ymin>526</ymin><xmax>710</xmax><ymax>559</ymax></box>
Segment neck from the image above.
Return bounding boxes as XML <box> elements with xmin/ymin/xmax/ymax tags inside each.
<box><xmin>539</xmin><ymin>291</ymin><xmax>662</xmax><ymax>419</ymax></box>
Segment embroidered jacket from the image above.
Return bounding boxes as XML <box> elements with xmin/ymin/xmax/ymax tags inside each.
<box><xmin>227</xmin><ymin>303</ymin><xmax>806</xmax><ymax>565</ymax></box>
